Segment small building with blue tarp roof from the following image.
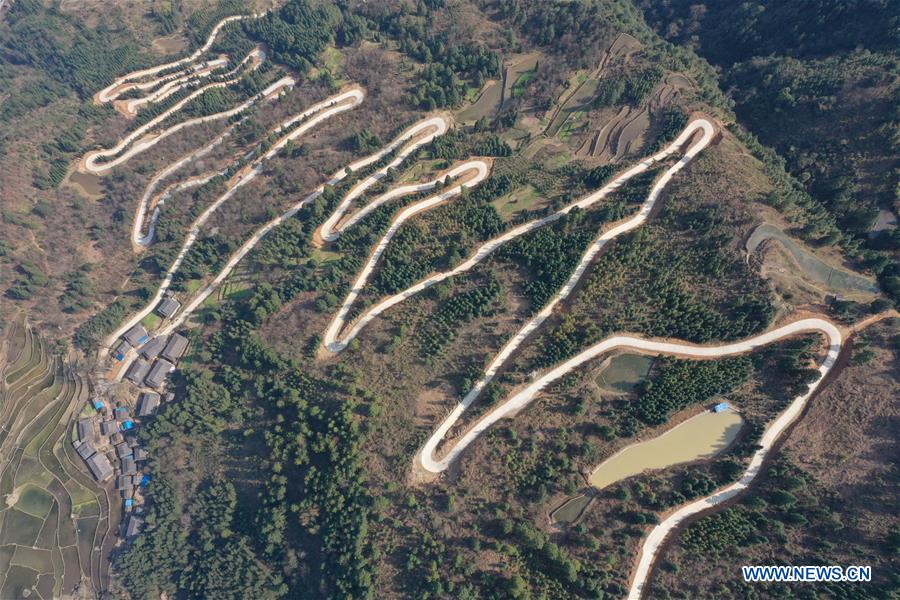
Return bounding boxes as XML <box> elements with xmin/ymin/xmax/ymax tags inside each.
<box><xmin>713</xmin><ymin>402</ymin><xmax>731</xmax><ymax>413</ymax></box>
<box><xmin>140</xmin><ymin>474</ymin><xmax>151</xmax><ymax>487</ymax></box>
<box><xmin>121</xmin><ymin>420</ymin><xmax>135</xmax><ymax>431</ymax></box>
<box><xmin>92</xmin><ymin>399</ymin><xmax>105</xmax><ymax>410</ymax></box>
<box><xmin>113</xmin><ymin>341</ymin><xmax>130</xmax><ymax>361</ymax></box>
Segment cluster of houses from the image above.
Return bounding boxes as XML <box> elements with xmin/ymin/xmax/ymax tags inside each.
<box><xmin>72</xmin><ymin>392</ymin><xmax>166</xmax><ymax>538</ymax></box>
<box><xmin>72</xmin><ymin>296</ymin><xmax>189</xmax><ymax>541</ymax></box>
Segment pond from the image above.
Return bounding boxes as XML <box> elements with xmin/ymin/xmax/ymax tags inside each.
<box><xmin>596</xmin><ymin>353</ymin><xmax>653</xmax><ymax>393</ymax></box>
<box><xmin>550</xmin><ymin>494</ymin><xmax>591</xmax><ymax>525</ymax></box>
<box><xmin>67</xmin><ymin>170</ymin><xmax>103</xmax><ymax>198</ymax></box>
<box><xmin>589</xmin><ymin>408</ymin><xmax>744</xmax><ymax>490</ymax></box>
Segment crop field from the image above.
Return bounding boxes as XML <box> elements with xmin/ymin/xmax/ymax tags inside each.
<box><xmin>545</xmin><ymin>76</ymin><xmax>600</xmax><ymax>138</ymax></box>
<box><xmin>1</xmin><ymin>1</ymin><xmax>896</xmax><ymax>598</ymax></box>
<box><xmin>0</xmin><ymin>318</ymin><xmax>109</xmax><ymax>598</ymax></box>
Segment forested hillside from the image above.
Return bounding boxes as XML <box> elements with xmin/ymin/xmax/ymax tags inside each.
<box><xmin>639</xmin><ymin>0</ymin><xmax>900</xmax><ymax>300</ymax></box>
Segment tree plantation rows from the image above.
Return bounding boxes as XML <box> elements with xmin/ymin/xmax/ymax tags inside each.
<box><xmin>629</xmin><ymin>357</ymin><xmax>752</xmax><ymax>426</ymax></box>
<box><xmin>417</xmin><ymin>271</ymin><xmax>502</xmax><ymax>359</ymax></box>
<box><xmin>531</xmin><ymin>189</ymin><xmax>777</xmax><ymax>372</ymax></box>
<box><xmin>3</xmin><ymin>0</ymin><xmax>892</xmax><ymax>599</ymax></box>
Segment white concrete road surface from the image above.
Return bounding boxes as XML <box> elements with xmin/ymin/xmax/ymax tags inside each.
<box><xmin>625</xmin><ymin>319</ymin><xmax>841</xmax><ymax>599</ymax></box>
<box><xmin>318</xmin><ymin>116</ymin><xmax>450</xmax><ymax>243</ymax></box>
<box><xmin>81</xmin><ymin>50</ymin><xmax>276</xmax><ymax>174</ymax></box>
<box><xmin>414</xmin><ymin>119</ymin><xmax>717</xmax><ymax>474</ymax></box>
<box><xmin>95</xmin><ymin>14</ymin><xmax>260</xmax><ymax>104</ymax></box>
<box><xmin>322</xmin><ymin>158</ymin><xmax>491</xmax><ymax>352</ymax></box>
<box><xmin>325</xmin><ymin>120</ymin><xmax>715</xmax><ymax>361</ymax></box>
<box><xmin>103</xmin><ymin>88</ymin><xmax>365</xmax><ymax>357</ymax></box>
<box><xmin>87</xmin><ymin>55</ymin><xmax>848</xmax><ymax>598</ymax></box>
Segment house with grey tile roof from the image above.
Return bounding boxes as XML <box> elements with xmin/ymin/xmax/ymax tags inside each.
<box><xmin>125</xmin><ymin>359</ymin><xmax>151</xmax><ymax>385</ymax></box>
<box><xmin>74</xmin><ymin>440</ymin><xmax>96</xmax><ymax>460</ymax></box>
<box><xmin>139</xmin><ymin>336</ymin><xmax>167</xmax><ymax>360</ymax></box>
<box><xmin>76</xmin><ymin>418</ymin><xmax>94</xmax><ymax>442</ymax></box>
<box><xmin>112</xmin><ymin>341</ymin><xmax>131</xmax><ymax>361</ymax></box>
<box><xmin>137</xmin><ymin>392</ymin><xmax>160</xmax><ymax>417</ymax></box>
<box><xmin>86</xmin><ymin>454</ymin><xmax>114</xmax><ymax>482</ymax></box>
<box><xmin>123</xmin><ymin>325</ymin><xmax>150</xmax><ymax>348</ymax></box>
<box><xmin>145</xmin><ymin>359</ymin><xmax>174</xmax><ymax>389</ymax></box>
<box><xmin>122</xmin><ymin>456</ymin><xmax>137</xmax><ymax>475</ymax></box>
<box><xmin>125</xmin><ymin>515</ymin><xmax>144</xmax><ymax>538</ymax></box>
<box><xmin>100</xmin><ymin>420</ymin><xmax>118</xmax><ymax>436</ymax></box>
<box><xmin>134</xmin><ymin>448</ymin><xmax>148</xmax><ymax>461</ymax></box>
<box><xmin>157</xmin><ymin>297</ymin><xmax>181</xmax><ymax>319</ymax></box>
<box><xmin>115</xmin><ymin>442</ymin><xmax>132</xmax><ymax>459</ymax></box>
<box><xmin>161</xmin><ymin>334</ymin><xmax>189</xmax><ymax>362</ymax></box>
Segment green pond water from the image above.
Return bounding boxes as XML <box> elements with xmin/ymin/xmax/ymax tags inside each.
<box><xmin>596</xmin><ymin>353</ymin><xmax>653</xmax><ymax>393</ymax></box>
<box><xmin>550</xmin><ymin>494</ymin><xmax>591</xmax><ymax>525</ymax></box>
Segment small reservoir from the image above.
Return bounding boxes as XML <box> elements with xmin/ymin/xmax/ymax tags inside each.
<box><xmin>67</xmin><ymin>170</ymin><xmax>103</xmax><ymax>198</ymax></box>
<box><xmin>590</xmin><ymin>408</ymin><xmax>744</xmax><ymax>490</ymax></box>
<box><xmin>596</xmin><ymin>353</ymin><xmax>654</xmax><ymax>393</ymax></box>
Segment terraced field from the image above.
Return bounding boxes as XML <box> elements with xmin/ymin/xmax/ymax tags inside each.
<box><xmin>0</xmin><ymin>318</ymin><xmax>109</xmax><ymax>598</ymax></box>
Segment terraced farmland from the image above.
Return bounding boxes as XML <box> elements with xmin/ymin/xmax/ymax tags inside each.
<box><xmin>0</xmin><ymin>318</ymin><xmax>110</xmax><ymax>598</ymax></box>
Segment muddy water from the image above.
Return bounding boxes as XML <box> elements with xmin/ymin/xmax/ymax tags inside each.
<box><xmin>589</xmin><ymin>409</ymin><xmax>744</xmax><ymax>490</ymax></box>
<box><xmin>67</xmin><ymin>171</ymin><xmax>103</xmax><ymax>198</ymax></box>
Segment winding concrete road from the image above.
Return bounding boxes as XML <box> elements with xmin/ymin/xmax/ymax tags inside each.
<box><xmin>317</xmin><ymin>116</ymin><xmax>450</xmax><ymax>243</ymax></box>
<box><xmin>322</xmin><ymin>120</ymin><xmax>715</xmax><ymax>358</ymax></box>
<box><xmin>625</xmin><ymin>319</ymin><xmax>841</xmax><ymax>598</ymax></box>
<box><xmin>322</xmin><ymin>158</ymin><xmax>491</xmax><ymax>352</ymax></box>
<box><xmin>95</xmin><ymin>14</ymin><xmax>258</xmax><ymax>104</ymax></box>
<box><xmin>104</xmin><ymin>88</ymin><xmax>365</xmax><ymax>357</ymax></box>
<box><xmin>413</xmin><ymin>118</ymin><xmax>716</xmax><ymax>473</ymax></box>
<box><xmin>134</xmin><ymin>172</ymin><xmax>220</xmax><ymax>247</ymax></box>
<box><xmin>158</xmin><ymin>113</ymin><xmax>459</xmax><ymax>336</ymax></box>
<box><xmin>81</xmin><ymin>50</ymin><xmax>275</xmax><ymax>174</ymax></box>
<box><xmin>116</xmin><ymin>57</ymin><xmax>229</xmax><ymax>116</ymax></box>
<box><xmin>86</xmin><ymin>55</ymin><xmax>851</xmax><ymax>600</ymax></box>
<box><xmin>130</xmin><ymin>110</ymin><xmax>255</xmax><ymax>248</ymax></box>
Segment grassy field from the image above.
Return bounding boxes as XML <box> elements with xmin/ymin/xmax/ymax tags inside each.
<box><xmin>489</xmin><ymin>184</ymin><xmax>547</xmax><ymax>221</ymax></box>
